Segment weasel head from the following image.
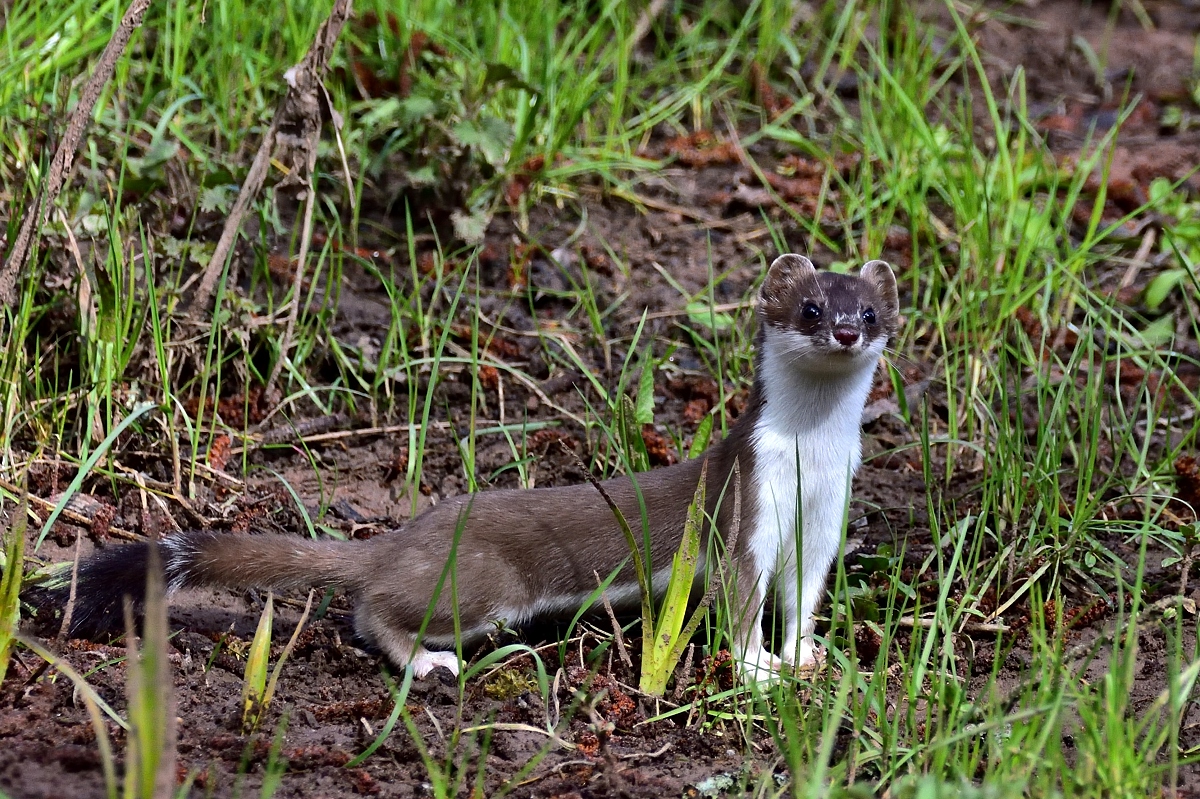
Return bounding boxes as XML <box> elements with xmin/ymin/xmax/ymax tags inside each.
<box><xmin>758</xmin><ymin>254</ymin><xmax>899</xmax><ymax>376</ymax></box>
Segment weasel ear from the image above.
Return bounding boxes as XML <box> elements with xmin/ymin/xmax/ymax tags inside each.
<box><xmin>860</xmin><ymin>259</ymin><xmax>898</xmax><ymax>314</ymax></box>
<box><xmin>768</xmin><ymin>253</ymin><xmax>816</xmax><ymax>281</ymax></box>
<box><xmin>762</xmin><ymin>254</ymin><xmax>817</xmax><ymax>301</ymax></box>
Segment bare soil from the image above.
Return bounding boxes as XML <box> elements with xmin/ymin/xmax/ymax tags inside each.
<box><xmin>4</xmin><ymin>1</ymin><xmax>1200</xmax><ymax>796</ymax></box>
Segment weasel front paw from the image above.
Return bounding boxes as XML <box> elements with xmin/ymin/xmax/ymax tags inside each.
<box><xmin>782</xmin><ymin>638</ymin><xmax>825</xmax><ymax>674</ymax></box>
<box><xmin>737</xmin><ymin>646</ymin><xmax>785</xmax><ymax>685</ymax></box>
<box><xmin>411</xmin><ymin>648</ymin><xmax>460</xmax><ymax>679</ymax></box>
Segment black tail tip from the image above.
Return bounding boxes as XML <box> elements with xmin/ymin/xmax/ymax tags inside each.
<box><xmin>24</xmin><ymin>541</ymin><xmax>154</xmax><ymax>639</ymax></box>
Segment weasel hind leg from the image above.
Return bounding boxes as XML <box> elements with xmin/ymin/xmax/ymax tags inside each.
<box><xmin>354</xmin><ymin>606</ymin><xmax>461</xmax><ymax>678</ymax></box>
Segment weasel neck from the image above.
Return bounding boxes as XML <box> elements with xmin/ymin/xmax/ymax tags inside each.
<box><xmin>755</xmin><ymin>344</ymin><xmax>879</xmax><ymax>442</ymax></box>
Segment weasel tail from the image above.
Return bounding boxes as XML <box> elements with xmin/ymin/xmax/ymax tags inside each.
<box><xmin>46</xmin><ymin>531</ymin><xmax>368</xmax><ymax>636</ymax></box>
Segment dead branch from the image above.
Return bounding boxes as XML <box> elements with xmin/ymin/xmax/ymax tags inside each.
<box><xmin>188</xmin><ymin>0</ymin><xmax>353</xmax><ymax>315</ymax></box>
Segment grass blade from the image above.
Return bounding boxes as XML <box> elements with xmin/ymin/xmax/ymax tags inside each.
<box><xmin>640</xmin><ymin>459</ymin><xmax>706</xmax><ymax>696</ymax></box>
<box><xmin>241</xmin><ymin>592</ymin><xmax>274</xmax><ymax>733</ymax></box>
<box><xmin>122</xmin><ymin>544</ymin><xmax>176</xmax><ymax>799</ymax></box>
<box><xmin>0</xmin><ymin>495</ymin><xmax>28</xmax><ymax>686</ymax></box>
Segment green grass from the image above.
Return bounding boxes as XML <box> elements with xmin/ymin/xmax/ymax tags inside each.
<box><xmin>3</xmin><ymin>0</ymin><xmax>1199</xmax><ymax>795</ymax></box>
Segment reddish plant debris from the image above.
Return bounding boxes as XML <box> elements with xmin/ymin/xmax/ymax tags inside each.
<box><xmin>381</xmin><ymin>446</ymin><xmax>409</xmax><ymax>486</ymax></box>
<box><xmin>664</xmin><ymin>131</ymin><xmax>739</xmax><ymax>167</ymax></box>
<box><xmin>1013</xmin><ymin>306</ymin><xmax>1043</xmax><ymax>340</ymax></box>
<box><xmin>1106</xmin><ymin>359</ymin><xmax>1164</xmax><ymax>400</ymax></box>
<box><xmin>1175</xmin><ymin>456</ymin><xmax>1200</xmax><ymax>519</ymax></box>
<box><xmin>88</xmin><ymin>499</ymin><xmax>116</xmax><ymax>542</ymax></box>
<box><xmin>310</xmin><ymin>698</ymin><xmax>387</xmax><ymax>722</ymax></box>
<box><xmin>479</xmin><ymin>241</ymin><xmax>504</xmax><ymax>271</ymax></box>
<box><xmin>182</xmin><ymin>386</ymin><xmax>269</xmax><ymax>427</ymax></box>
<box><xmin>222</xmin><ymin>385</ymin><xmax>271</xmax><ymax>426</ymax></box>
<box><xmin>579</xmin><ymin>242</ymin><xmax>612</xmax><ymax>276</ymax></box>
<box><xmin>854</xmin><ymin>622</ymin><xmax>883</xmax><ymax>663</ymax></box>
<box><xmin>448</xmin><ymin>324</ymin><xmax>521</xmax><ymax>361</ymax></box>
<box><xmin>417</xmin><ymin>250</ymin><xmax>440</xmax><ymax>276</ymax></box>
<box><xmin>528</xmin><ymin>428</ymin><xmax>576</xmax><ymax>452</ymax></box>
<box><xmin>483</xmin><ymin>335</ymin><xmax>522</xmax><ymax>360</ymax></box>
<box><xmin>504</xmin><ymin>154</ymin><xmax>546</xmax><ymax>207</ymax></box>
<box><xmin>694</xmin><ymin>649</ymin><xmax>735</xmax><ymax>695</ymax></box>
<box><xmin>683</xmin><ymin>398</ymin><xmax>710</xmax><ymax>425</ymax></box>
<box><xmin>348</xmin><ymin>768</ymin><xmax>382</xmax><ymax>795</ymax></box>
<box><xmin>478</xmin><ymin>364</ymin><xmax>500</xmax><ymax>391</ymax></box>
<box><xmin>1064</xmin><ymin>596</ymin><xmax>1109</xmax><ymax>630</ymax></box>
<box><xmin>207</xmin><ymin>433</ymin><xmax>233</xmax><ymax>472</ymax></box>
<box><xmin>666</xmin><ymin>373</ymin><xmax>720</xmax><ymax>424</ymax></box>
<box><xmin>641</xmin><ymin>425</ymin><xmax>677</xmax><ymax>467</ymax></box>
<box><xmin>566</xmin><ymin>668</ymin><xmax>642</xmax><ymax>731</ymax></box>
<box><xmin>279</xmin><ymin>746</ymin><xmax>354</xmax><ymax>769</ymax></box>
<box><xmin>574</xmin><ymin>729</ymin><xmax>601</xmax><ymax>757</ymax></box>
<box><xmin>597</xmin><ymin>684</ymin><xmax>640</xmax><ymax>731</ymax></box>
<box><xmin>64</xmin><ymin>639</ymin><xmax>124</xmax><ymax>656</ymax></box>
<box><xmin>761</xmin><ymin>170</ymin><xmax>823</xmax><ymax>202</ymax></box>
<box><xmin>750</xmin><ymin>62</ymin><xmax>793</xmax><ymax>118</ymax></box>
<box><xmin>229</xmin><ymin>492</ymin><xmax>281</xmax><ymax>533</ymax></box>
<box><xmin>776</xmin><ymin>154</ymin><xmax>827</xmax><ymax>179</ymax></box>
<box><xmin>665</xmin><ymin>373</ymin><xmax>719</xmax><ymax>405</ymax></box>
<box><xmin>266</xmin><ymin>251</ymin><xmax>299</xmax><ymax>284</ymax></box>
<box><xmin>724</xmin><ymin>389</ymin><xmax>749</xmax><ymax>421</ymax></box>
<box><xmin>310</xmin><ymin>231</ymin><xmax>389</xmax><ymax>264</ymax></box>
<box><xmin>866</xmin><ymin>373</ymin><xmax>895</xmax><ymax>404</ymax></box>
<box><xmin>28</xmin><ymin>460</ymin><xmax>69</xmax><ymax>495</ymax></box>
<box><xmin>344</xmin><ymin>16</ymin><xmax>447</xmax><ymax>100</ymax></box>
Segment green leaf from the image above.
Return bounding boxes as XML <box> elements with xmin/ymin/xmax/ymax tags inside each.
<box><xmin>0</xmin><ymin>498</ymin><xmax>27</xmax><ymax>688</ymax></box>
<box><xmin>407</xmin><ymin>165</ymin><xmax>438</xmax><ymax>187</ymax></box>
<box><xmin>452</xmin><ymin>117</ymin><xmax>511</xmax><ymax>167</ymax></box>
<box><xmin>640</xmin><ymin>460</ymin><xmax>706</xmax><ymax>696</ymax></box>
<box><xmin>199</xmin><ymin>186</ymin><xmax>233</xmax><ymax>215</ymax></box>
<box><xmin>619</xmin><ymin>394</ymin><xmax>650</xmax><ymax>473</ymax></box>
<box><xmin>684</xmin><ymin>300</ymin><xmax>735</xmax><ymax>333</ymax></box>
<box><xmin>688</xmin><ymin>414</ymin><xmax>713</xmax><ymax>460</ymax></box>
<box><xmin>1144</xmin><ymin>268</ymin><xmax>1188</xmax><ymax>310</ymax></box>
<box><xmin>397</xmin><ymin>94</ymin><xmax>436</xmax><ymax>124</ymax></box>
<box><xmin>635</xmin><ymin>360</ymin><xmax>655</xmax><ymax>425</ymax></box>
<box><xmin>1149</xmin><ymin>177</ymin><xmax>1174</xmax><ymax>205</ymax></box>
<box><xmin>124</xmin><ymin>545</ymin><xmax>176</xmax><ymax>799</ymax></box>
<box><xmin>1138</xmin><ymin>313</ymin><xmax>1176</xmax><ymax>347</ymax></box>
<box><xmin>241</xmin><ymin>593</ymin><xmax>274</xmax><ymax>732</ymax></box>
<box><xmin>127</xmin><ymin>137</ymin><xmax>178</xmax><ymax>177</ymax></box>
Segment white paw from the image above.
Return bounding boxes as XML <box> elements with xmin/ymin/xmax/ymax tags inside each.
<box><xmin>782</xmin><ymin>638</ymin><xmax>825</xmax><ymax>674</ymax></box>
<box><xmin>410</xmin><ymin>648</ymin><xmax>460</xmax><ymax>679</ymax></box>
<box><xmin>737</xmin><ymin>646</ymin><xmax>784</xmax><ymax>685</ymax></box>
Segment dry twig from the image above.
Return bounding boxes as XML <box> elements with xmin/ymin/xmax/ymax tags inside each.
<box><xmin>189</xmin><ymin>0</ymin><xmax>353</xmax><ymax>314</ymax></box>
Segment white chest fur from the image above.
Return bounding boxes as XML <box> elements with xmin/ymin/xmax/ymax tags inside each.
<box><xmin>742</xmin><ymin>329</ymin><xmax>880</xmax><ymax>670</ymax></box>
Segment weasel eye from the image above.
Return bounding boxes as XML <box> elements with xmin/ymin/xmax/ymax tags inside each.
<box><xmin>862</xmin><ymin>307</ymin><xmax>877</xmax><ymax>325</ymax></box>
<box><xmin>801</xmin><ymin>303</ymin><xmax>821</xmax><ymax>321</ymax></box>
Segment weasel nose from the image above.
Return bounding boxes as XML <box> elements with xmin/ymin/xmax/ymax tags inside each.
<box><xmin>833</xmin><ymin>327</ymin><xmax>859</xmax><ymax>347</ymax></box>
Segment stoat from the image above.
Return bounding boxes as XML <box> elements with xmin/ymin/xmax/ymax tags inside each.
<box><xmin>42</xmin><ymin>254</ymin><xmax>899</xmax><ymax>682</ymax></box>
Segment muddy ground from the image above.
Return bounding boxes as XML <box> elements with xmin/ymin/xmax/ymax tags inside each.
<box><xmin>4</xmin><ymin>1</ymin><xmax>1200</xmax><ymax>796</ymax></box>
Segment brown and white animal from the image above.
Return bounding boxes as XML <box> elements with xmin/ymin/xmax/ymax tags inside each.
<box><xmin>48</xmin><ymin>254</ymin><xmax>899</xmax><ymax>682</ymax></box>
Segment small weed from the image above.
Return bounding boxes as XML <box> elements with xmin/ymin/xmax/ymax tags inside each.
<box><xmin>0</xmin><ymin>496</ymin><xmax>27</xmax><ymax>686</ymax></box>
